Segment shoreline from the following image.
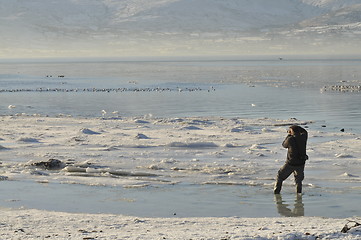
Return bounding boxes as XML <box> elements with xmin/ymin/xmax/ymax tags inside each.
<box><xmin>1</xmin><ymin>207</ymin><xmax>361</xmax><ymax>239</ymax></box>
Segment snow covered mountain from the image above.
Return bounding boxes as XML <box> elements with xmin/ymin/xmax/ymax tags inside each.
<box><xmin>300</xmin><ymin>3</ymin><xmax>361</xmax><ymax>26</ymax></box>
<box><xmin>0</xmin><ymin>0</ymin><xmax>360</xmax><ymax>58</ymax></box>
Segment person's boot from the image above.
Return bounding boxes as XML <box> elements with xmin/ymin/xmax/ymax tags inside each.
<box><xmin>296</xmin><ymin>183</ymin><xmax>302</xmax><ymax>194</ymax></box>
<box><xmin>274</xmin><ymin>181</ymin><xmax>282</xmax><ymax>194</ymax></box>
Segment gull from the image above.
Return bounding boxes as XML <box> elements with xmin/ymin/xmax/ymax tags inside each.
<box><xmin>101</xmin><ymin>110</ymin><xmax>107</xmax><ymax>118</ymax></box>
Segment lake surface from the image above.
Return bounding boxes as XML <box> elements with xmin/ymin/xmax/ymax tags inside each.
<box><xmin>1</xmin><ymin>58</ymin><xmax>361</xmax><ymax>132</ymax></box>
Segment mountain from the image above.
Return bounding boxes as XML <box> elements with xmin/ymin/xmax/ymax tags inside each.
<box><xmin>301</xmin><ymin>0</ymin><xmax>361</xmax><ymax>10</ymax></box>
<box><xmin>0</xmin><ymin>0</ymin><xmax>360</xmax><ymax>58</ymax></box>
<box><xmin>300</xmin><ymin>3</ymin><xmax>361</xmax><ymax>26</ymax></box>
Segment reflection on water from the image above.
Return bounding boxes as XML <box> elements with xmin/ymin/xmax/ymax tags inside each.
<box><xmin>275</xmin><ymin>194</ymin><xmax>304</xmax><ymax>217</ymax></box>
<box><xmin>2</xmin><ymin>180</ymin><xmax>361</xmax><ymax>218</ymax></box>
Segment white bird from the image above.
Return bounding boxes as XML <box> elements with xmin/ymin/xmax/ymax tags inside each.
<box><xmin>8</xmin><ymin>105</ymin><xmax>16</xmax><ymax>109</ymax></box>
<box><xmin>101</xmin><ymin>110</ymin><xmax>107</xmax><ymax>118</ymax></box>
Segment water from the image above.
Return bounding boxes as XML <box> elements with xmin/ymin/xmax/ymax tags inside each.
<box><xmin>1</xmin><ymin>58</ymin><xmax>361</xmax><ymax>132</ymax></box>
<box><xmin>1</xmin><ymin>57</ymin><xmax>361</xmax><ymax>218</ymax></box>
<box><xmin>2</xmin><ymin>180</ymin><xmax>360</xmax><ymax>218</ymax></box>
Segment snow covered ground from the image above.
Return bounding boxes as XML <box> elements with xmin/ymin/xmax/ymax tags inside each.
<box><xmin>1</xmin><ymin>115</ymin><xmax>360</xmax><ymax>189</ymax></box>
<box><xmin>1</xmin><ymin>208</ymin><xmax>361</xmax><ymax>239</ymax></box>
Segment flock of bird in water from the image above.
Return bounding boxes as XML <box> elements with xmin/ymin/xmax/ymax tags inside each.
<box><xmin>0</xmin><ymin>87</ymin><xmax>210</xmax><ymax>93</ymax></box>
<box><xmin>0</xmin><ymin>75</ymin><xmax>216</xmax><ymax>93</ymax></box>
<box><xmin>2</xmin><ymin>74</ymin><xmax>360</xmax><ymax>93</ymax></box>
<box><xmin>320</xmin><ymin>85</ymin><xmax>361</xmax><ymax>92</ymax></box>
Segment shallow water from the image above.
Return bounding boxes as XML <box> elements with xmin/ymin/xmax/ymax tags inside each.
<box><xmin>1</xmin><ymin>180</ymin><xmax>360</xmax><ymax>218</ymax></box>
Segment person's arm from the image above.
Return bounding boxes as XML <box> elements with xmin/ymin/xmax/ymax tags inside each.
<box><xmin>282</xmin><ymin>135</ymin><xmax>292</xmax><ymax>148</ymax></box>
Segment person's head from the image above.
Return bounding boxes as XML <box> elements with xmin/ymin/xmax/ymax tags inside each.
<box><xmin>288</xmin><ymin>125</ymin><xmax>304</xmax><ymax>135</ymax></box>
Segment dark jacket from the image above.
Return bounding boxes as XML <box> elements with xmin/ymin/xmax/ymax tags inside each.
<box><xmin>282</xmin><ymin>129</ymin><xmax>308</xmax><ymax>166</ymax></box>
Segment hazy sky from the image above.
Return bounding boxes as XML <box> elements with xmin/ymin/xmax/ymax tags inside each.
<box><xmin>0</xmin><ymin>0</ymin><xmax>360</xmax><ymax>58</ymax></box>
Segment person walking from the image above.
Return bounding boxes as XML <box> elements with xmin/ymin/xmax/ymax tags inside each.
<box><xmin>274</xmin><ymin>125</ymin><xmax>308</xmax><ymax>194</ymax></box>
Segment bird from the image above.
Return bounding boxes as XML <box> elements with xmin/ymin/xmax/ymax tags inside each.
<box><xmin>101</xmin><ymin>110</ymin><xmax>107</xmax><ymax>118</ymax></box>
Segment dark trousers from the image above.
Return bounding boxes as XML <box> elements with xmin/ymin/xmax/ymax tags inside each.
<box><xmin>274</xmin><ymin>163</ymin><xmax>305</xmax><ymax>194</ymax></box>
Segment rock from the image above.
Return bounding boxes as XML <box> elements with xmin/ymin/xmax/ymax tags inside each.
<box><xmin>31</xmin><ymin>159</ymin><xmax>65</xmax><ymax>170</ymax></box>
<box><xmin>0</xmin><ymin>176</ymin><xmax>9</xmax><ymax>181</ymax></box>
<box><xmin>135</xmin><ymin>133</ymin><xmax>150</xmax><ymax>139</ymax></box>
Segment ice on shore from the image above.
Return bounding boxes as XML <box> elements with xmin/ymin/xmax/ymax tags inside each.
<box><xmin>80</xmin><ymin>128</ymin><xmax>101</xmax><ymax>135</ymax></box>
<box><xmin>0</xmin><ymin>115</ymin><xmax>360</xmax><ymax>190</ymax></box>
<box><xmin>17</xmin><ymin>137</ymin><xmax>40</xmax><ymax>143</ymax></box>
